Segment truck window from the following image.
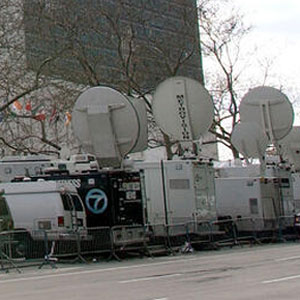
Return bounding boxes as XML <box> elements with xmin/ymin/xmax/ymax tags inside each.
<box><xmin>72</xmin><ymin>195</ymin><xmax>84</xmax><ymax>211</ymax></box>
<box><xmin>61</xmin><ymin>193</ymin><xmax>84</xmax><ymax>211</ymax></box>
<box><xmin>61</xmin><ymin>194</ymin><xmax>72</xmax><ymax>211</ymax></box>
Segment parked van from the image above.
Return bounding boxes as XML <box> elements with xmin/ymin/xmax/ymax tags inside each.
<box><xmin>0</xmin><ymin>180</ymin><xmax>87</xmax><ymax>239</ymax></box>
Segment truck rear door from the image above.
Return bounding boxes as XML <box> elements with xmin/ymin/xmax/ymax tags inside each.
<box><xmin>61</xmin><ymin>193</ymin><xmax>86</xmax><ymax>230</ymax></box>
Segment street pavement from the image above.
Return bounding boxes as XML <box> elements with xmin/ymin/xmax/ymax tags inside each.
<box><xmin>1</xmin><ymin>242</ymin><xmax>300</xmax><ymax>299</ymax></box>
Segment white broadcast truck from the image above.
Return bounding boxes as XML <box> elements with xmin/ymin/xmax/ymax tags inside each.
<box><xmin>215</xmin><ymin>161</ymin><xmax>295</xmax><ymax>233</ymax></box>
<box><xmin>0</xmin><ymin>180</ymin><xmax>87</xmax><ymax>239</ymax></box>
<box><xmin>132</xmin><ymin>159</ymin><xmax>217</xmax><ymax>236</ymax></box>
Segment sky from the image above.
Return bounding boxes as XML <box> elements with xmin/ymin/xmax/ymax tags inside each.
<box><xmin>215</xmin><ymin>1</ymin><xmax>300</xmax><ymax>159</ymax></box>
<box><xmin>233</xmin><ymin>0</ymin><xmax>300</xmax><ymax>90</ymax></box>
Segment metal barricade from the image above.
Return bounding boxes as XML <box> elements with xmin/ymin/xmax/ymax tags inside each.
<box><xmin>1</xmin><ymin>215</ymin><xmax>299</xmax><ymax>269</ymax></box>
<box><xmin>165</xmin><ymin>223</ymin><xmax>189</xmax><ymax>250</ymax></box>
<box><xmin>188</xmin><ymin>221</ymin><xmax>217</xmax><ymax>249</ymax></box>
<box><xmin>34</xmin><ymin>227</ymin><xmax>112</xmax><ymax>263</ymax></box>
<box><xmin>33</xmin><ymin>230</ymin><xmax>80</xmax><ymax>260</ymax></box>
<box><xmin>146</xmin><ymin>224</ymin><xmax>172</xmax><ymax>254</ymax></box>
<box><xmin>277</xmin><ymin>215</ymin><xmax>298</xmax><ymax>241</ymax></box>
<box><xmin>80</xmin><ymin>227</ymin><xmax>112</xmax><ymax>256</ymax></box>
<box><xmin>109</xmin><ymin>225</ymin><xmax>149</xmax><ymax>260</ymax></box>
<box><xmin>0</xmin><ymin>230</ymin><xmax>31</xmax><ymax>273</ymax></box>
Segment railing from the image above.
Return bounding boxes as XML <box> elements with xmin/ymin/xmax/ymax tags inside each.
<box><xmin>0</xmin><ymin>215</ymin><xmax>299</xmax><ymax>271</ymax></box>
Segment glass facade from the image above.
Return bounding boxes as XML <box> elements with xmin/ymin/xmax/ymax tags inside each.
<box><xmin>23</xmin><ymin>0</ymin><xmax>203</xmax><ymax>90</ymax></box>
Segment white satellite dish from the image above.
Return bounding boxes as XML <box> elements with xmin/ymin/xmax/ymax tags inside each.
<box><xmin>127</xmin><ymin>96</ymin><xmax>148</xmax><ymax>153</ymax></box>
<box><xmin>278</xmin><ymin>126</ymin><xmax>300</xmax><ymax>171</ymax></box>
<box><xmin>72</xmin><ymin>86</ymin><xmax>147</xmax><ymax>168</ymax></box>
<box><xmin>239</xmin><ymin>86</ymin><xmax>294</xmax><ymax>141</ymax></box>
<box><xmin>231</xmin><ymin>122</ymin><xmax>270</xmax><ymax>160</ymax></box>
<box><xmin>152</xmin><ymin>76</ymin><xmax>214</xmax><ymax>141</ymax></box>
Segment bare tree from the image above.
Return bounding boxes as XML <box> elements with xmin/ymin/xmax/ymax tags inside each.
<box><xmin>198</xmin><ymin>0</ymin><xmax>252</xmax><ymax>158</ymax></box>
<box><xmin>0</xmin><ymin>1</ymin><xmax>86</xmax><ymax>157</ymax></box>
<box><xmin>22</xmin><ymin>0</ymin><xmax>204</xmax><ymax>159</ymax></box>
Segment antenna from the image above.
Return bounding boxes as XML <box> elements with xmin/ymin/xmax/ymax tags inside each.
<box><xmin>152</xmin><ymin>76</ymin><xmax>214</xmax><ymax>155</ymax></box>
<box><xmin>72</xmin><ymin>86</ymin><xmax>147</xmax><ymax>168</ymax></box>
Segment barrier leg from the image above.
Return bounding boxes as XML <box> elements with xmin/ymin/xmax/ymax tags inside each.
<box><xmin>165</xmin><ymin>225</ymin><xmax>175</xmax><ymax>255</ymax></box>
<box><xmin>0</xmin><ymin>233</ymin><xmax>21</xmax><ymax>273</ymax></box>
<box><xmin>107</xmin><ymin>228</ymin><xmax>121</xmax><ymax>262</ymax></box>
<box><xmin>70</xmin><ymin>231</ymin><xmax>88</xmax><ymax>264</ymax></box>
<box><xmin>39</xmin><ymin>231</ymin><xmax>57</xmax><ymax>269</ymax></box>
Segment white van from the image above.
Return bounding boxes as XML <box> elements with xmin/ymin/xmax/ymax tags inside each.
<box><xmin>0</xmin><ymin>180</ymin><xmax>87</xmax><ymax>239</ymax></box>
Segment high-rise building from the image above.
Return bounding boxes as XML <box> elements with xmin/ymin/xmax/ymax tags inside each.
<box><xmin>22</xmin><ymin>0</ymin><xmax>218</xmax><ymax>160</ymax></box>
<box><xmin>23</xmin><ymin>0</ymin><xmax>203</xmax><ymax>90</ymax></box>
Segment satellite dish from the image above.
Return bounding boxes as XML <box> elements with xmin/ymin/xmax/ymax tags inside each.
<box><xmin>127</xmin><ymin>96</ymin><xmax>148</xmax><ymax>153</ymax></box>
<box><xmin>72</xmin><ymin>86</ymin><xmax>147</xmax><ymax>168</ymax></box>
<box><xmin>231</xmin><ymin>122</ymin><xmax>269</xmax><ymax>160</ymax></box>
<box><xmin>278</xmin><ymin>126</ymin><xmax>300</xmax><ymax>171</ymax></box>
<box><xmin>152</xmin><ymin>76</ymin><xmax>214</xmax><ymax>141</ymax></box>
<box><xmin>239</xmin><ymin>86</ymin><xmax>294</xmax><ymax>141</ymax></box>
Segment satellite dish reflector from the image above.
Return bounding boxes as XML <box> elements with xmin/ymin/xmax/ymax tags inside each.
<box><xmin>152</xmin><ymin>76</ymin><xmax>214</xmax><ymax>141</ymax></box>
<box><xmin>127</xmin><ymin>96</ymin><xmax>148</xmax><ymax>153</ymax></box>
<box><xmin>239</xmin><ymin>86</ymin><xmax>294</xmax><ymax>141</ymax></box>
<box><xmin>231</xmin><ymin>122</ymin><xmax>269</xmax><ymax>159</ymax></box>
<box><xmin>72</xmin><ymin>86</ymin><xmax>147</xmax><ymax>168</ymax></box>
<box><xmin>278</xmin><ymin>126</ymin><xmax>300</xmax><ymax>171</ymax></box>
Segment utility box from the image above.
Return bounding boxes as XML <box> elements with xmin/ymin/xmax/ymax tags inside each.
<box><xmin>133</xmin><ymin>160</ymin><xmax>216</xmax><ymax>226</ymax></box>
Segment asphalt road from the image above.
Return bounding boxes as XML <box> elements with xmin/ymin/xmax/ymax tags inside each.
<box><xmin>2</xmin><ymin>243</ymin><xmax>300</xmax><ymax>299</ymax></box>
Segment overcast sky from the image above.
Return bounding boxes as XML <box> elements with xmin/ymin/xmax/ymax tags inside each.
<box><xmin>215</xmin><ymin>1</ymin><xmax>300</xmax><ymax>159</ymax></box>
<box><xmin>233</xmin><ymin>0</ymin><xmax>300</xmax><ymax>88</ymax></box>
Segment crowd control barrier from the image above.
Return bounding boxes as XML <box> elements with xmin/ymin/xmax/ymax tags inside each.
<box><xmin>0</xmin><ymin>215</ymin><xmax>299</xmax><ymax>271</ymax></box>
